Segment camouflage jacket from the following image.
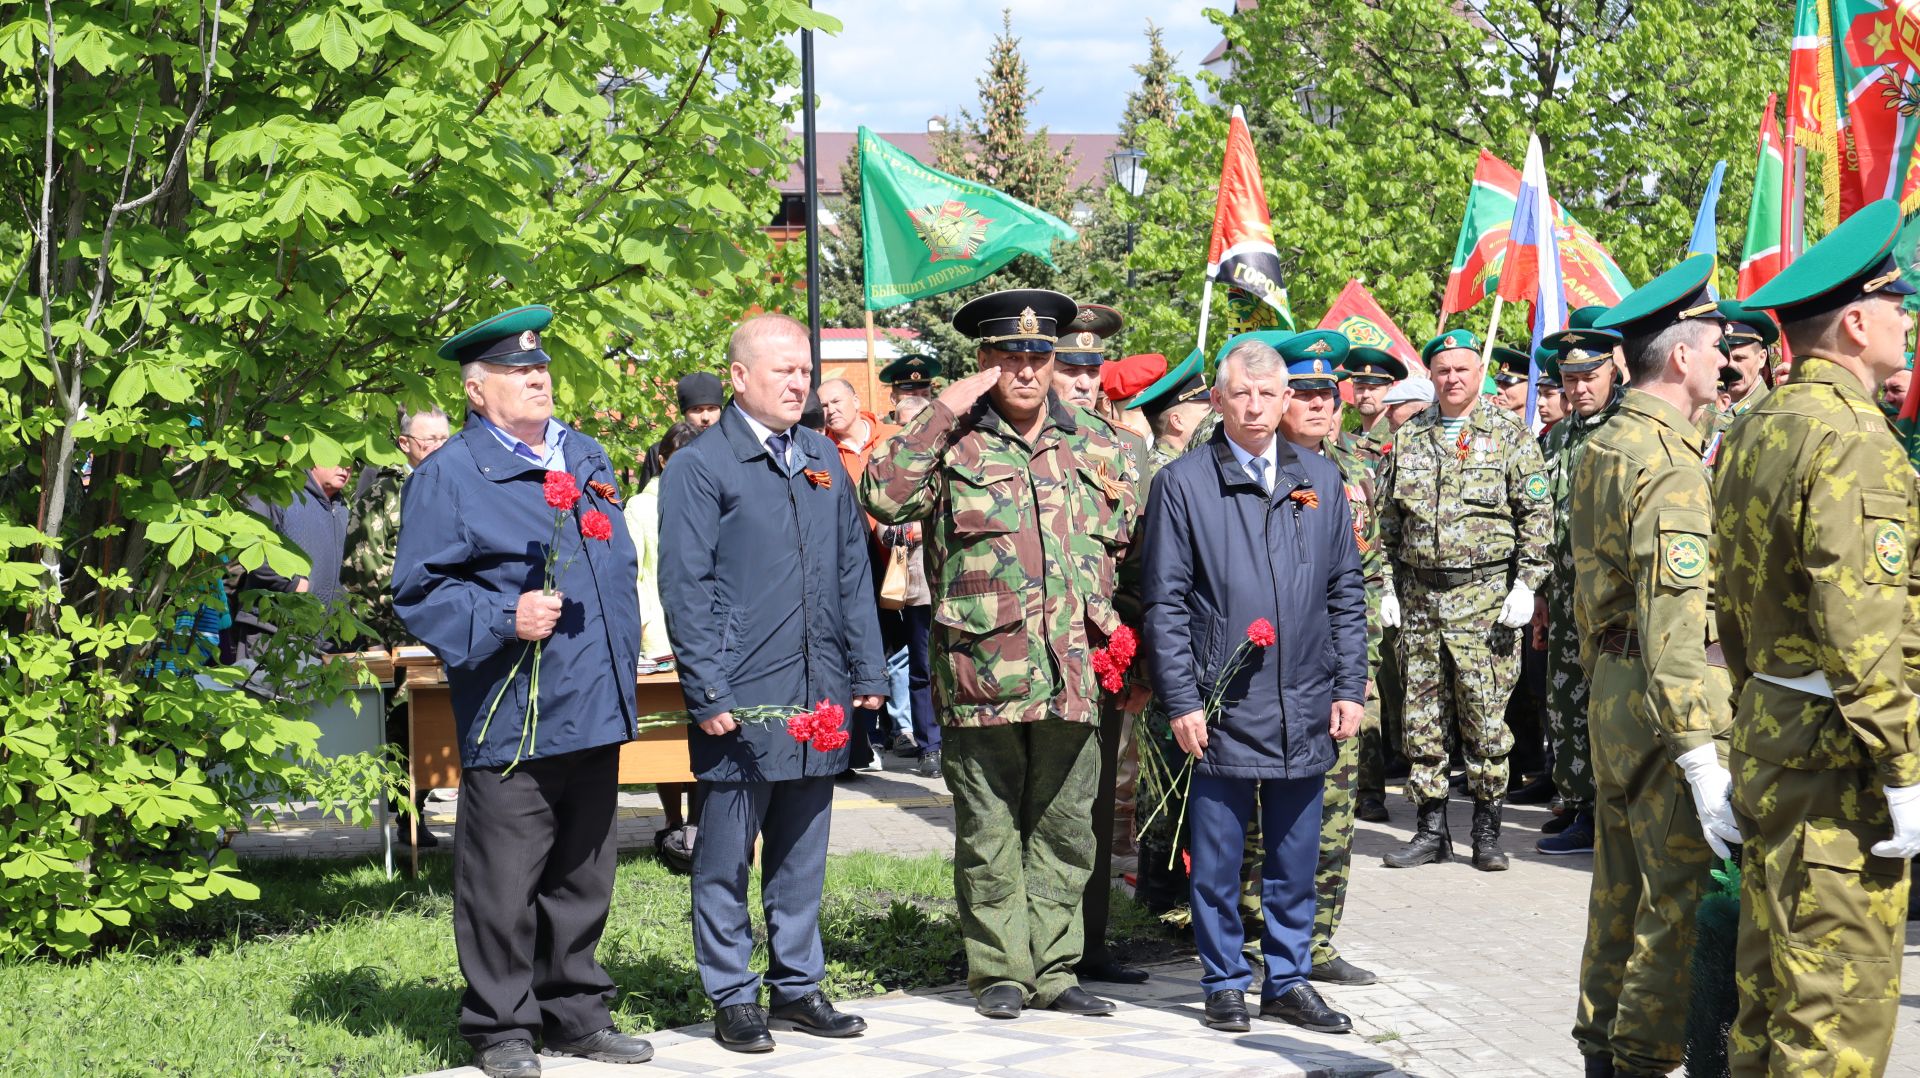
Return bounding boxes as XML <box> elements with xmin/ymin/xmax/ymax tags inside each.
<box><xmin>1569</xmin><ymin>390</ymin><xmax>1727</xmax><ymax>758</ymax></box>
<box><xmin>1541</xmin><ymin>386</ymin><xmax>1625</xmax><ymax>596</ymax></box>
<box><xmin>1376</xmin><ymin>401</ymin><xmax>1553</xmax><ymax>592</ymax></box>
<box><xmin>344</xmin><ymin>465</ymin><xmax>407</xmax><ymax>646</ymax></box>
<box><xmin>1711</xmin><ymin>357</ymin><xmax>1920</xmax><ymax>787</ymax></box>
<box><xmin>1319</xmin><ymin>431</ymin><xmax>1384</xmax><ymax>666</ymax></box>
<box><xmin>1698</xmin><ymin>383</ymin><xmax>1769</xmax><ymax>469</ymax></box>
<box><xmin>860</xmin><ymin>393</ymin><xmax>1137</xmax><ymax>727</ymax></box>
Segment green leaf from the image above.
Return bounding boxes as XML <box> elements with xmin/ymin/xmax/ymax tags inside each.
<box><xmin>319</xmin><ymin>12</ymin><xmax>359</xmax><ymax>72</ymax></box>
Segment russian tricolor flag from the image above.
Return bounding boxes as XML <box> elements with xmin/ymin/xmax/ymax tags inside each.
<box><xmin>1494</xmin><ymin>133</ymin><xmax>1568</xmax><ymax>430</ymax></box>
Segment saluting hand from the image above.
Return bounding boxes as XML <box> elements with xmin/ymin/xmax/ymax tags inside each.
<box><xmin>1170</xmin><ymin>709</ymin><xmax>1208</xmax><ymax>758</ymax></box>
<box><xmin>1330</xmin><ymin>700</ymin><xmax>1363</xmax><ymax>741</ymax></box>
<box><xmin>515</xmin><ymin>590</ymin><xmax>564</xmax><ymax>641</ymax></box>
<box><xmin>935</xmin><ymin>367</ymin><xmax>1002</xmax><ymax>416</ymax></box>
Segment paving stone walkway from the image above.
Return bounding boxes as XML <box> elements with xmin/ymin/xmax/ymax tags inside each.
<box><xmin>241</xmin><ymin>756</ymin><xmax>1920</xmax><ymax>1077</ymax></box>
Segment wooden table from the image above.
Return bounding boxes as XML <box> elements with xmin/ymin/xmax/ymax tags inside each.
<box><xmin>401</xmin><ymin>660</ymin><xmax>696</xmax><ymax>874</ymax></box>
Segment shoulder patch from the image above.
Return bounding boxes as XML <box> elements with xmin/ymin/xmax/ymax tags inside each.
<box><xmin>1875</xmin><ymin>520</ymin><xmax>1906</xmax><ymax>574</ymax></box>
<box><xmin>1524</xmin><ymin>473</ymin><xmax>1549</xmax><ymax>501</ymax></box>
<box><xmin>1664</xmin><ymin>534</ymin><xmax>1707</xmax><ymax>580</ymax></box>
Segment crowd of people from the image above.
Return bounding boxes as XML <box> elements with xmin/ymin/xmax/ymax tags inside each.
<box><xmin>218</xmin><ymin>202</ymin><xmax>1920</xmax><ymax>1078</ymax></box>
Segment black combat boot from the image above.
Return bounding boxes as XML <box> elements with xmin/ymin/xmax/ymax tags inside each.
<box><xmin>1382</xmin><ymin>799</ymin><xmax>1451</xmax><ymax>868</ymax></box>
<box><xmin>1471</xmin><ymin>798</ymin><xmax>1510</xmax><ymax>872</ymax></box>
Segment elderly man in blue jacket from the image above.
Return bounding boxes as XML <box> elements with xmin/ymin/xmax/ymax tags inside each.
<box><xmin>1142</xmin><ymin>337</ymin><xmax>1368</xmax><ymax>1037</ymax></box>
<box><xmin>659</xmin><ymin>312</ymin><xmax>889</xmax><ymax>1054</ymax></box>
<box><xmin>393</xmin><ymin>305</ymin><xmax>652</xmax><ymax>1078</ymax></box>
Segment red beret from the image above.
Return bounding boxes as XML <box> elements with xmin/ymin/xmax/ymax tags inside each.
<box><xmin>1103</xmin><ymin>353</ymin><xmax>1168</xmax><ymax>403</ymax></box>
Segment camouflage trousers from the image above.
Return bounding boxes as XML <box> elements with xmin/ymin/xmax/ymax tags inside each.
<box><xmin>1729</xmin><ymin>748</ymin><xmax>1910</xmax><ymax>1078</ymax></box>
<box><xmin>1573</xmin><ymin>653</ymin><xmax>1723</xmax><ymax>1075</ymax></box>
<box><xmin>1398</xmin><ymin>573</ymin><xmax>1517</xmax><ymax>803</ymax></box>
<box><xmin>1311</xmin><ymin>727</ymin><xmax>1359</xmax><ymax>965</ymax></box>
<box><xmin>1544</xmin><ymin>579</ymin><xmax>1595</xmax><ymax>811</ymax></box>
<box><xmin>943</xmin><ymin>720</ymin><xmax>1101</xmax><ymax>1005</ymax></box>
<box><xmin>1357</xmin><ymin>629</ymin><xmax>1400</xmax><ymax>801</ymax></box>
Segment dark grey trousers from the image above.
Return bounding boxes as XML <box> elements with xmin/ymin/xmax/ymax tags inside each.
<box><xmin>453</xmin><ymin>745</ymin><xmax>619</xmax><ymax>1049</ymax></box>
<box><xmin>691</xmin><ymin>776</ymin><xmax>835</xmax><ymax>1008</ymax></box>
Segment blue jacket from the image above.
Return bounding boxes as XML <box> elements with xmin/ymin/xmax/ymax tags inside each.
<box><xmin>393</xmin><ymin>418</ymin><xmax>641</xmax><ymax>769</ymax></box>
<box><xmin>659</xmin><ymin>405</ymin><xmax>889</xmax><ymax>783</ymax></box>
<box><xmin>1141</xmin><ymin>430</ymin><xmax>1368</xmax><ymax>780</ymax></box>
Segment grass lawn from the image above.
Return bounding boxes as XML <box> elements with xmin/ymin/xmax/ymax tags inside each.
<box><xmin>0</xmin><ymin>849</ymin><xmax>1179</xmax><ymax>1077</ymax></box>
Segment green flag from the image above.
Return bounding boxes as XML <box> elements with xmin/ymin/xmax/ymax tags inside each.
<box><xmin>859</xmin><ymin>127</ymin><xmax>1077</xmax><ymax>311</ymax></box>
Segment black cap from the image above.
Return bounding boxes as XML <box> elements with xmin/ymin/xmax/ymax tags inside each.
<box><xmin>952</xmin><ymin>289</ymin><xmax>1078</xmax><ymax>353</ymax></box>
<box><xmin>676</xmin><ymin>371</ymin><xmax>725</xmax><ymax>411</ymax></box>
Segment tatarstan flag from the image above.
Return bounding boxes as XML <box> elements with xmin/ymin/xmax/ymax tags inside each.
<box><xmin>1441</xmin><ymin>150</ymin><xmax>1633</xmax><ymax>316</ymax></box>
<box><xmin>1738</xmin><ymin>96</ymin><xmax>1788</xmax><ymax>299</ymax></box>
<box><xmin>1206</xmin><ymin>106</ymin><xmax>1293</xmax><ymax>329</ymax></box>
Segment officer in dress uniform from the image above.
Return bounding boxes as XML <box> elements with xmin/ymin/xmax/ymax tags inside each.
<box><xmin>1714</xmin><ymin>199</ymin><xmax>1920</xmax><ymax>1078</ymax></box>
<box><xmin>1571</xmin><ymin>257</ymin><xmax>1738</xmax><ymax>1078</ymax></box>
<box><xmin>393</xmin><ymin>306</ymin><xmax>653</xmax><ymax>1078</ymax></box>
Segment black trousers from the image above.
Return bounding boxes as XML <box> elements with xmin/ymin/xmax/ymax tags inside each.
<box><xmin>1080</xmin><ymin>697</ymin><xmax>1126</xmax><ymax>965</ymax></box>
<box><xmin>454</xmin><ymin>744</ymin><xmax>620</xmax><ymax>1049</ymax></box>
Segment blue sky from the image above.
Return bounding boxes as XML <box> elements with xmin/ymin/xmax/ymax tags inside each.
<box><xmin>809</xmin><ymin>2</ymin><xmax>1228</xmax><ymax>133</ymax></box>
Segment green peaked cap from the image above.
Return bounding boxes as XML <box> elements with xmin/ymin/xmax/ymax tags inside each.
<box><xmin>1126</xmin><ymin>346</ymin><xmax>1209</xmax><ymax>415</ymax></box>
<box><xmin>1593</xmin><ymin>253</ymin><xmax>1720</xmax><ymax>337</ymax></box>
<box><xmin>1344</xmin><ymin>345</ymin><xmax>1408</xmax><ymax>382</ymax></box>
<box><xmin>437</xmin><ymin>304</ymin><xmax>555</xmax><ymax>364</ymax></box>
<box><xmin>1745</xmin><ymin>199</ymin><xmax>1916</xmax><ymax>320</ymax></box>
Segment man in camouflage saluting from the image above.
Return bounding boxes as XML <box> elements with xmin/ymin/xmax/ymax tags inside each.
<box><xmin>1376</xmin><ymin>329</ymin><xmax>1553</xmax><ymax>872</ymax></box>
<box><xmin>1714</xmin><ymin>200</ymin><xmax>1920</xmax><ymax>1078</ymax></box>
<box><xmin>861</xmin><ymin>289</ymin><xmax>1138</xmax><ymax>1021</ymax></box>
<box><xmin>1529</xmin><ymin>308</ymin><xmax>1626</xmax><ymax>855</ymax></box>
<box><xmin>1570</xmin><ymin>256</ymin><xmax>1740</xmax><ymax>1078</ymax></box>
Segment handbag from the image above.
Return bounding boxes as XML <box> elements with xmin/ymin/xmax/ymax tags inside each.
<box><xmin>878</xmin><ymin>544</ymin><xmax>911</xmax><ymax>610</ymax></box>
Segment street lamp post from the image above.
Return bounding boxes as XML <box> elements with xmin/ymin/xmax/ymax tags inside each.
<box><xmin>1107</xmin><ymin>147</ymin><xmax>1148</xmax><ymax>289</ymax></box>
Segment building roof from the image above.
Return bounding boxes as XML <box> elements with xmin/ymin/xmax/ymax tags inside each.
<box><xmin>820</xmin><ymin>327</ymin><xmax>920</xmax><ymax>341</ymax></box>
<box><xmin>781</xmin><ymin>131</ymin><xmax>1122</xmax><ymax>196</ymax></box>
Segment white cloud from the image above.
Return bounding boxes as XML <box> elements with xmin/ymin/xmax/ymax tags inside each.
<box><xmin>804</xmin><ymin>1</ymin><xmax>1227</xmax><ymax>133</ymax></box>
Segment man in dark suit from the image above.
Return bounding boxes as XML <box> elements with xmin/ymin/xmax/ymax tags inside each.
<box><xmin>659</xmin><ymin>312</ymin><xmax>889</xmax><ymax>1053</ymax></box>
<box><xmin>393</xmin><ymin>305</ymin><xmax>652</xmax><ymax>1078</ymax></box>
<box><xmin>1141</xmin><ymin>336</ymin><xmax>1368</xmax><ymax>1036</ymax></box>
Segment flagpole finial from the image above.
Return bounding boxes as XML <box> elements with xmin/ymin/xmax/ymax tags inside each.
<box><xmin>1231</xmin><ymin>104</ymin><xmax>1246</xmax><ymax>121</ymax></box>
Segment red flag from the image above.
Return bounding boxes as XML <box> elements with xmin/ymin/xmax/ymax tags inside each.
<box><xmin>1441</xmin><ymin>150</ymin><xmax>1631</xmax><ymax>316</ymax></box>
<box><xmin>1205</xmin><ymin>106</ymin><xmax>1293</xmax><ymax>328</ymax></box>
<box><xmin>1737</xmin><ymin>97</ymin><xmax>1788</xmax><ymax>299</ymax></box>
<box><xmin>1316</xmin><ymin>280</ymin><xmax>1422</xmax><ymax>374</ymax></box>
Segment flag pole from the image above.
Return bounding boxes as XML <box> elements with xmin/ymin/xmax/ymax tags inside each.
<box><xmin>1479</xmin><ymin>295</ymin><xmax>1504</xmax><ymax>365</ymax></box>
<box><xmin>1196</xmin><ymin>278</ymin><xmax>1216</xmax><ymax>358</ymax></box>
<box><xmin>864</xmin><ymin>309</ymin><xmax>878</xmax><ymax>403</ymax></box>
<box><xmin>801</xmin><ymin>28</ymin><xmax>823</xmax><ymax>391</ymax></box>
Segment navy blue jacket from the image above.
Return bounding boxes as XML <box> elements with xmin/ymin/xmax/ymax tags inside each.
<box><xmin>658</xmin><ymin>405</ymin><xmax>889</xmax><ymax>783</ymax></box>
<box><xmin>1141</xmin><ymin>429</ymin><xmax>1367</xmax><ymax>780</ymax></box>
<box><xmin>393</xmin><ymin>418</ymin><xmax>641</xmax><ymax>769</ymax></box>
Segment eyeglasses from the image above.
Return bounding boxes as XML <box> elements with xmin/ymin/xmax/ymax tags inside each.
<box><xmin>403</xmin><ymin>434</ymin><xmax>450</xmax><ymax>447</ymax></box>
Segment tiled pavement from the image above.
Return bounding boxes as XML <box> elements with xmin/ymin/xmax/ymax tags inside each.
<box><xmin>241</xmin><ymin>757</ymin><xmax>1920</xmax><ymax>1078</ymax></box>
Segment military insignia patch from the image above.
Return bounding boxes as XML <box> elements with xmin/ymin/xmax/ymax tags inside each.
<box><xmin>1076</xmin><ymin>331</ymin><xmax>1097</xmax><ymax>348</ymax></box>
<box><xmin>907</xmin><ymin>199</ymin><xmax>994</xmax><ymax>262</ymax></box>
<box><xmin>1664</xmin><ymin>534</ymin><xmax>1707</xmax><ymax>580</ymax></box>
<box><xmin>1525</xmin><ymin>473</ymin><xmax>1549</xmax><ymax>501</ymax></box>
<box><xmin>1018</xmin><ymin>307</ymin><xmax>1039</xmax><ymax>334</ymax></box>
<box><xmin>1306</xmin><ymin>338</ymin><xmax>1334</xmax><ymax>355</ymax></box>
<box><xmin>1874</xmin><ymin>521</ymin><xmax>1906</xmax><ymax>574</ymax></box>
<box><xmin>519</xmin><ymin>330</ymin><xmax>541</xmax><ymax>350</ymax></box>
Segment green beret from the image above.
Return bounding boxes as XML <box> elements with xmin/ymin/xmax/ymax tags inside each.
<box><xmin>438</xmin><ymin>305</ymin><xmax>554</xmax><ymax>365</ymax></box>
<box><xmin>1745</xmin><ymin>199</ymin><xmax>1916</xmax><ymax>321</ymax></box>
<box><xmin>1594</xmin><ymin>253</ymin><xmax>1721</xmax><ymax>338</ymax></box>
<box><xmin>1422</xmin><ymin>328</ymin><xmax>1483</xmax><ymax>363</ymax></box>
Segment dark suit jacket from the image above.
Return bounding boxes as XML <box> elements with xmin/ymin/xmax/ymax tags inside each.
<box><xmin>659</xmin><ymin>405</ymin><xmax>888</xmax><ymax>782</ymax></box>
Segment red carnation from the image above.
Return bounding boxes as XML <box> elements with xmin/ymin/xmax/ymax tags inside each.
<box><xmin>1247</xmin><ymin>619</ymin><xmax>1277</xmax><ymax>648</ymax></box>
<box><xmin>807</xmin><ymin>700</ymin><xmax>849</xmax><ymax>750</ymax></box>
<box><xmin>544</xmin><ymin>470</ymin><xmax>581</xmax><ymax>511</ymax></box>
<box><xmin>1106</xmin><ymin>625</ymin><xmax>1138</xmax><ymax>668</ymax></box>
<box><xmin>1091</xmin><ymin>624</ymin><xmax>1139</xmax><ymax>695</ymax></box>
<box><xmin>813</xmin><ymin>727</ymin><xmax>850</xmax><ymax>752</ymax></box>
<box><xmin>581</xmin><ymin>509</ymin><xmax>613</xmax><ymax>542</ymax></box>
<box><xmin>787</xmin><ymin>713</ymin><xmax>815</xmax><ymax>743</ymax></box>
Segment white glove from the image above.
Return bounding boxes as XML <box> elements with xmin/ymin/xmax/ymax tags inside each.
<box><xmin>1379</xmin><ymin>592</ymin><xmax>1401</xmax><ymax>629</ymax></box>
<box><xmin>1676</xmin><ymin>743</ymin><xmax>1743</xmax><ymax>860</ymax></box>
<box><xmin>1870</xmin><ymin>784</ymin><xmax>1920</xmax><ymax>859</ymax></box>
<box><xmin>1496</xmin><ymin>582</ymin><xmax>1535</xmax><ymax>628</ymax></box>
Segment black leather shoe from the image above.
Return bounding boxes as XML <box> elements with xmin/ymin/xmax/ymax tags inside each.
<box><xmin>472</xmin><ymin>1039</ymin><xmax>540</xmax><ymax>1078</ymax></box>
<box><xmin>1203</xmin><ymin>989</ymin><xmax>1250</xmax><ymax>1031</ymax></box>
<box><xmin>769</xmin><ymin>990</ymin><xmax>867</xmax><ymax>1038</ymax></box>
<box><xmin>976</xmin><ymin>984</ymin><xmax>1024</xmax><ymax>1019</ymax></box>
<box><xmin>713</xmin><ymin>1003</ymin><xmax>775</xmax><ymax>1052</ymax></box>
<box><xmin>545</xmin><ymin>1027</ymin><xmax>654</xmax><ymax>1064</ymax></box>
<box><xmin>1470</xmin><ymin>798</ymin><xmax>1510</xmax><ymax>872</ymax></box>
<box><xmin>1382</xmin><ymin>799</ymin><xmax>1452</xmax><ymax>868</ymax></box>
<box><xmin>1260</xmin><ymin>984</ymin><xmax>1352</xmax><ymax>1034</ymax></box>
<box><xmin>1356</xmin><ymin>796</ymin><xmax>1389</xmax><ymax>823</ymax></box>
<box><xmin>1309</xmin><ymin>956</ymin><xmax>1378</xmax><ymax>986</ymax></box>
<box><xmin>915</xmin><ymin>750</ymin><xmax>943</xmax><ymax>778</ymax></box>
<box><xmin>1077</xmin><ymin>954</ymin><xmax>1150</xmax><ymax>984</ymax></box>
<box><xmin>1046</xmin><ymin>985</ymin><xmax>1116</xmax><ymax>1016</ymax></box>
<box><xmin>1508</xmin><ymin>774</ymin><xmax>1557</xmax><ymax>805</ymax></box>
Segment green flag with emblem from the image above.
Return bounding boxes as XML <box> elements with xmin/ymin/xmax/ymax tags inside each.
<box><xmin>858</xmin><ymin>127</ymin><xmax>1077</xmax><ymax>311</ymax></box>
